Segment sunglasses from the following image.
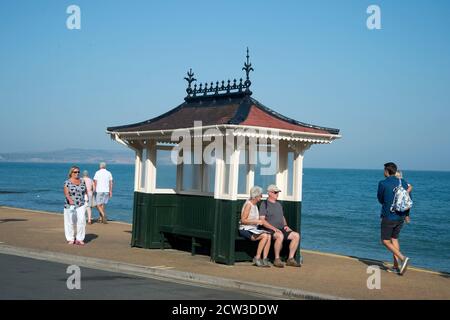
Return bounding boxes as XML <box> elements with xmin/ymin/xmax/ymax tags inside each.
<box><xmin>270</xmin><ymin>191</ymin><xmax>280</xmax><ymax>194</ymax></box>
<box><xmin>72</xmin><ymin>171</ymin><xmax>80</xmax><ymax>174</ymax></box>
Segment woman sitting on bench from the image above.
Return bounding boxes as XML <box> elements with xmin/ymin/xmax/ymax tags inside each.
<box><xmin>239</xmin><ymin>186</ymin><xmax>272</xmax><ymax>268</ymax></box>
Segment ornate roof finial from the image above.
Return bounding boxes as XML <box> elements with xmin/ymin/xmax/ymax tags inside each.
<box><xmin>184</xmin><ymin>68</ymin><xmax>197</xmax><ymax>96</ymax></box>
<box><xmin>242</xmin><ymin>47</ymin><xmax>254</xmax><ymax>93</ymax></box>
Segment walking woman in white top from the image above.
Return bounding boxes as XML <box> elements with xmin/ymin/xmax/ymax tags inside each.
<box><xmin>239</xmin><ymin>186</ymin><xmax>272</xmax><ymax>267</ymax></box>
<box><xmin>82</xmin><ymin>170</ymin><xmax>94</xmax><ymax>225</ymax></box>
<box><xmin>63</xmin><ymin>166</ymin><xmax>87</xmax><ymax>245</ymax></box>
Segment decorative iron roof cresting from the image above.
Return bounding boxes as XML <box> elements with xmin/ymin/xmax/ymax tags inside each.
<box><xmin>184</xmin><ymin>48</ymin><xmax>254</xmax><ymax>100</ymax></box>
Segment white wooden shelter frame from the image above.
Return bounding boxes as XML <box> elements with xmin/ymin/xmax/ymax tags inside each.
<box><xmin>109</xmin><ymin>125</ymin><xmax>340</xmax><ymax>202</ymax></box>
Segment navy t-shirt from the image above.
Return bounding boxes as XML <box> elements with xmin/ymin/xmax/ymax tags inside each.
<box><xmin>377</xmin><ymin>176</ymin><xmax>410</xmax><ymax>221</ymax></box>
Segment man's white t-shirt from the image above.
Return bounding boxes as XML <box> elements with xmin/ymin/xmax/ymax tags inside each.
<box><xmin>93</xmin><ymin>169</ymin><xmax>113</xmax><ymax>193</ymax></box>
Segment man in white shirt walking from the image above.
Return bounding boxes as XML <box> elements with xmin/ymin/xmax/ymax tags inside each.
<box><xmin>93</xmin><ymin>162</ymin><xmax>113</xmax><ymax>224</ymax></box>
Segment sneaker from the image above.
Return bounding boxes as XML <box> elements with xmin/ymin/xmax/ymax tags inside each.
<box><xmin>386</xmin><ymin>267</ymin><xmax>400</xmax><ymax>274</ymax></box>
<box><xmin>262</xmin><ymin>258</ymin><xmax>271</xmax><ymax>267</ymax></box>
<box><xmin>273</xmin><ymin>258</ymin><xmax>284</xmax><ymax>268</ymax></box>
<box><xmin>286</xmin><ymin>258</ymin><xmax>301</xmax><ymax>267</ymax></box>
<box><xmin>253</xmin><ymin>258</ymin><xmax>265</xmax><ymax>267</ymax></box>
<box><xmin>399</xmin><ymin>257</ymin><xmax>410</xmax><ymax>275</ymax></box>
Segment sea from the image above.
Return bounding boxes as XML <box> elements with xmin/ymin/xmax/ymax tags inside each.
<box><xmin>1</xmin><ymin>162</ymin><xmax>449</xmax><ymax>273</ymax></box>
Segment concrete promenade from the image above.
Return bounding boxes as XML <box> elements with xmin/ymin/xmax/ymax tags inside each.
<box><xmin>1</xmin><ymin>206</ymin><xmax>449</xmax><ymax>300</ymax></box>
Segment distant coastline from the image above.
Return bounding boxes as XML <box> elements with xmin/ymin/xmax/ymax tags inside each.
<box><xmin>0</xmin><ymin>148</ymin><xmax>134</xmax><ymax>165</ymax></box>
<box><xmin>1</xmin><ymin>150</ymin><xmax>449</xmax><ymax>172</ymax></box>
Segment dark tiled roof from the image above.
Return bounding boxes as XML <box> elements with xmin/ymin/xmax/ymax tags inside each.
<box><xmin>107</xmin><ymin>93</ymin><xmax>340</xmax><ymax>135</ymax></box>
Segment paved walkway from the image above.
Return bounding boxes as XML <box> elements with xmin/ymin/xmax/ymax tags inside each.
<box><xmin>0</xmin><ymin>253</ymin><xmax>263</xmax><ymax>300</ymax></box>
<box><xmin>1</xmin><ymin>206</ymin><xmax>449</xmax><ymax>300</ymax></box>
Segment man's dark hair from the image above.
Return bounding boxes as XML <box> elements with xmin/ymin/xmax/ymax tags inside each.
<box><xmin>384</xmin><ymin>162</ymin><xmax>397</xmax><ymax>176</ymax></box>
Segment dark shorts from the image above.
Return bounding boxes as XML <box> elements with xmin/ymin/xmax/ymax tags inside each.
<box><xmin>239</xmin><ymin>229</ymin><xmax>266</xmax><ymax>240</ymax></box>
<box><xmin>381</xmin><ymin>218</ymin><xmax>404</xmax><ymax>240</ymax></box>
<box><xmin>260</xmin><ymin>227</ymin><xmax>292</xmax><ymax>240</ymax></box>
<box><xmin>280</xmin><ymin>229</ymin><xmax>293</xmax><ymax>240</ymax></box>
<box><xmin>239</xmin><ymin>229</ymin><xmax>254</xmax><ymax>240</ymax></box>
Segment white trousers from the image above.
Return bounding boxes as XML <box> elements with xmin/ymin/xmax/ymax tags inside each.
<box><xmin>64</xmin><ymin>206</ymin><xmax>86</xmax><ymax>241</ymax></box>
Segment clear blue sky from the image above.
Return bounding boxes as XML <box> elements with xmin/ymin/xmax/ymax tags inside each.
<box><xmin>1</xmin><ymin>0</ymin><xmax>449</xmax><ymax>170</ymax></box>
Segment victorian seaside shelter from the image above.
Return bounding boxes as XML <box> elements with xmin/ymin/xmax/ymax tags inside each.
<box><xmin>107</xmin><ymin>50</ymin><xmax>341</xmax><ymax>264</ymax></box>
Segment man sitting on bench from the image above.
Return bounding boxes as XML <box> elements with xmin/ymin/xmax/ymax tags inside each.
<box><xmin>259</xmin><ymin>185</ymin><xmax>302</xmax><ymax>268</ymax></box>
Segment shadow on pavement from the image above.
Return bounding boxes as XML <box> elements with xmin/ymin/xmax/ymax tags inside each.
<box><xmin>84</xmin><ymin>234</ymin><xmax>98</xmax><ymax>244</ymax></box>
<box><xmin>354</xmin><ymin>255</ymin><xmax>450</xmax><ymax>279</ymax></box>
<box><xmin>0</xmin><ymin>218</ymin><xmax>28</xmax><ymax>224</ymax></box>
<box><xmin>350</xmin><ymin>255</ymin><xmax>391</xmax><ymax>270</ymax></box>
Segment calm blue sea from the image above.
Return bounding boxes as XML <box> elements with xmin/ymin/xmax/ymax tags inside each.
<box><xmin>1</xmin><ymin>162</ymin><xmax>449</xmax><ymax>273</ymax></box>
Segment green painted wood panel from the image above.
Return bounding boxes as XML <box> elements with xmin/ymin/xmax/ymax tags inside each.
<box><xmin>130</xmin><ymin>192</ymin><xmax>302</xmax><ymax>265</ymax></box>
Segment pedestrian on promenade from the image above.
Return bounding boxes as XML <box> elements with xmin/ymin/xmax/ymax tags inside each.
<box><xmin>82</xmin><ymin>170</ymin><xmax>94</xmax><ymax>225</ymax></box>
<box><xmin>63</xmin><ymin>166</ymin><xmax>87</xmax><ymax>245</ymax></box>
<box><xmin>377</xmin><ymin>162</ymin><xmax>411</xmax><ymax>275</ymax></box>
<box><xmin>239</xmin><ymin>186</ymin><xmax>271</xmax><ymax>268</ymax></box>
<box><xmin>93</xmin><ymin>162</ymin><xmax>113</xmax><ymax>224</ymax></box>
<box><xmin>259</xmin><ymin>185</ymin><xmax>301</xmax><ymax>268</ymax></box>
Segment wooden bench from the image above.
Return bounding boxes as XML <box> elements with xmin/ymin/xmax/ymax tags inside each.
<box><xmin>234</xmin><ymin>231</ymin><xmax>301</xmax><ymax>264</ymax></box>
<box><xmin>159</xmin><ymin>225</ymin><xmax>213</xmax><ymax>256</ymax></box>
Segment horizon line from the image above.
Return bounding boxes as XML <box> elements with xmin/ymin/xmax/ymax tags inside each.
<box><xmin>0</xmin><ymin>160</ymin><xmax>449</xmax><ymax>173</ymax></box>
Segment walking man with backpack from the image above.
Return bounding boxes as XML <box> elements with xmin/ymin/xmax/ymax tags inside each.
<box><xmin>377</xmin><ymin>162</ymin><xmax>412</xmax><ymax>275</ymax></box>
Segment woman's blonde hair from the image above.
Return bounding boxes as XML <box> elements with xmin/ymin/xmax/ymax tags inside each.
<box><xmin>68</xmin><ymin>166</ymin><xmax>80</xmax><ymax>178</ymax></box>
